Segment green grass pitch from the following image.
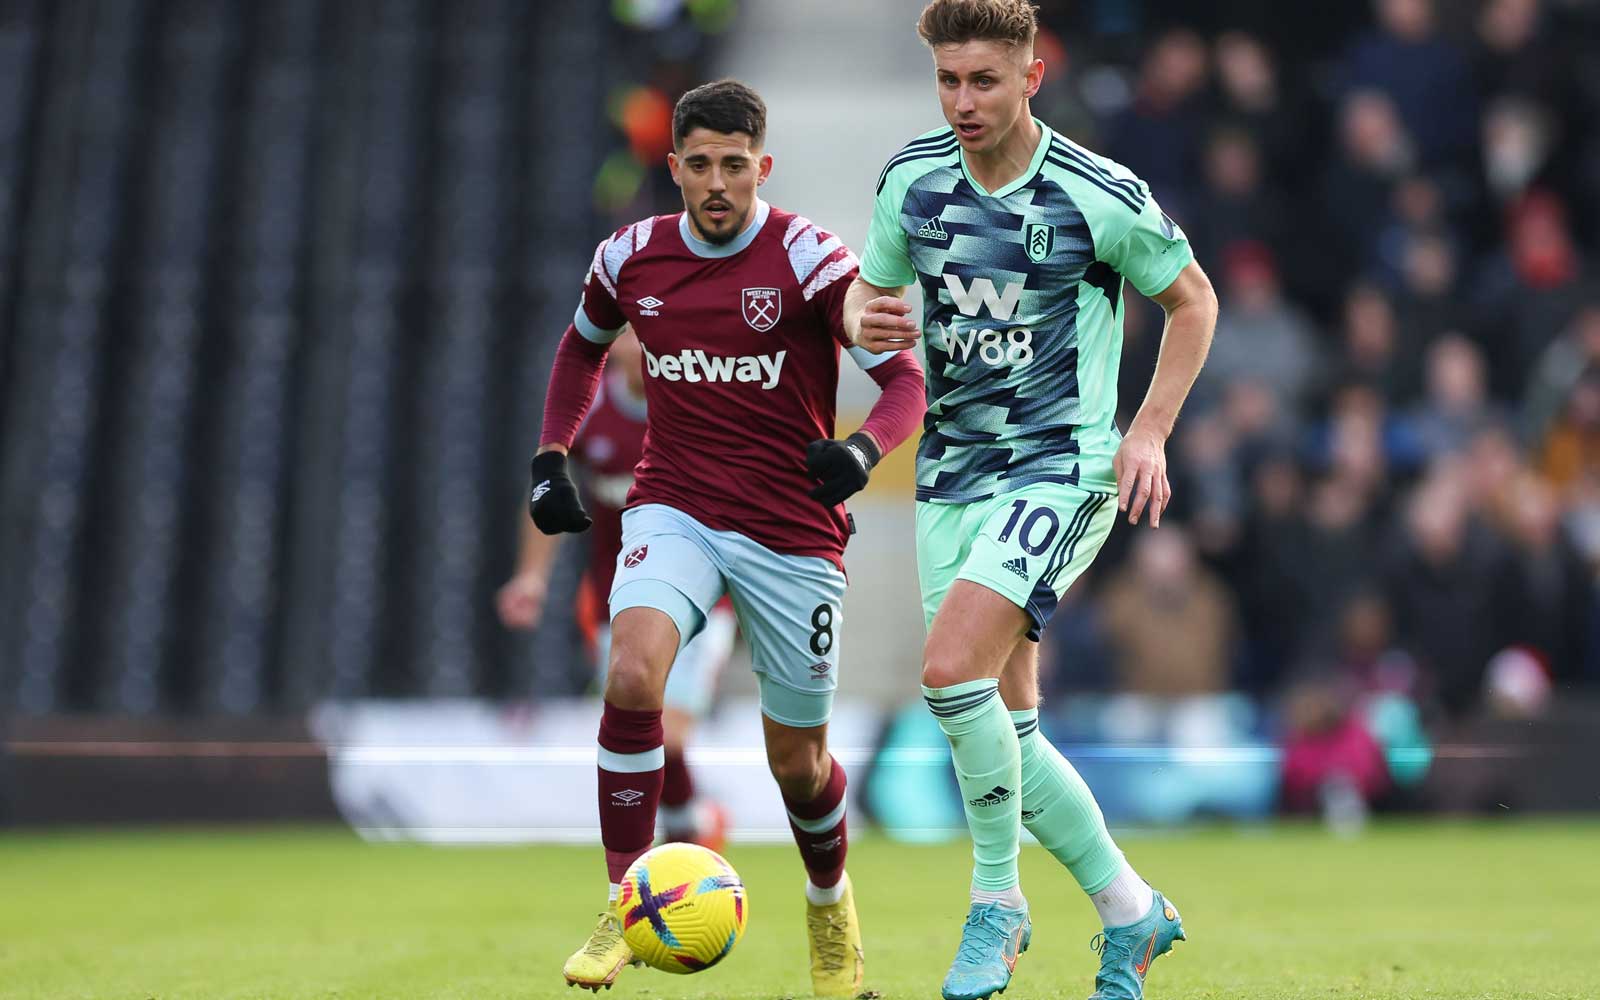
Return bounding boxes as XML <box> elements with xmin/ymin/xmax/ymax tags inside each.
<box><xmin>2</xmin><ymin>822</ymin><xmax>1596</xmax><ymax>999</ymax></box>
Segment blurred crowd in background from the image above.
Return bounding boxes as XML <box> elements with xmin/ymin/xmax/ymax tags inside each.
<box><xmin>1038</xmin><ymin>0</ymin><xmax>1600</xmax><ymax>799</ymax></box>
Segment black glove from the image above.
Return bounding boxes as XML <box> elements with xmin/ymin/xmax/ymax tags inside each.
<box><xmin>804</xmin><ymin>432</ymin><xmax>881</xmax><ymax>506</ymax></box>
<box><xmin>528</xmin><ymin>451</ymin><xmax>592</xmax><ymax>535</ymax></box>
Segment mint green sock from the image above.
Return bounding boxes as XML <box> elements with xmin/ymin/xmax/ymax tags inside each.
<box><xmin>1011</xmin><ymin>708</ymin><xmax>1124</xmax><ymax>894</ymax></box>
<box><xmin>923</xmin><ymin>679</ymin><xmax>1021</xmax><ymax>892</ymax></box>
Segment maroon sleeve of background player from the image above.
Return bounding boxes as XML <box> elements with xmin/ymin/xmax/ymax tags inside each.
<box><xmin>539</xmin><ymin>326</ymin><xmax>610</xmax><ymax>450</ymax></box>
<box><xmin>859</xmin><ymin>350</ymin><xmax>925</xmax><ymax>456</ymax></box>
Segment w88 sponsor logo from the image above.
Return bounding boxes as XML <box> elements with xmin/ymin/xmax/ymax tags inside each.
<box><xmin>933</xmin><ymin>324</ymin><xmax>1035</xmax><ymax>367</ymax></box>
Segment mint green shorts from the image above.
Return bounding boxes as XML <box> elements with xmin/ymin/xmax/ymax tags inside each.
<box><xmin>916</xmin><ymin>483</ymin><xmax>1116</xmax><ymax>641</ymax></box>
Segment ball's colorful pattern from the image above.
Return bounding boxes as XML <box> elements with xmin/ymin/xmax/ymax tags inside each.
<box><xmin>619</xmin><ymin>843</ymin><xmax>747</xmax><ymax>973</ymax></box>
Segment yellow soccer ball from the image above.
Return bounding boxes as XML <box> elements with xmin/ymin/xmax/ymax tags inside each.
<box><xmin>618</xmin><ymin>842</ymin><xmax>748</xmax><ymax>973</ymax></box>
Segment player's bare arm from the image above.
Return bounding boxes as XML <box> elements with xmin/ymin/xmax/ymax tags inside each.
<box><xmin>844</xmin><ymin>276</ymin><xmax>920</xmax><ymax>354</ymax></box>
<box><xmin>1114</xmin><ymin>259</ymin><xmax>1218</xmax><ymax>528</ymax></box>
<box><xmin>496</xmin><ymin>513</ymin><xmax>561</xmax><ymax>630</ymax></box>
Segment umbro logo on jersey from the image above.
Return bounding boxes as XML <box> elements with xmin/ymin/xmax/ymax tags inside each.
<box><xmin>637</xmin><ymin>295</ymin><xmax>664</xmax><ymax>316</ymax></box>
<box><xmin>611</xmin><ymin>789</ymin><xmax>644</xmax><ymax>804</ymax></box>
<box><xmin>969</xmin><ymin>785</ymin><xmax>1015</xmax><ymax>808</ymax></box>
<box><xmin>1001</xmin><ymin>556</ymin><xmax>1029</xmax><ymax>579</ymax></box>
<box><xmin>916</xmin><ymin>215</ymin><xmax>950</xmax><ymax>242</ymax></box>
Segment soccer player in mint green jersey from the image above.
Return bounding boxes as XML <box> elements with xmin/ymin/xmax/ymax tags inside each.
<box><xmin>843</xmin><ymin>3</ymin><xmax>1218</xmax><ymax>999</ymax></box>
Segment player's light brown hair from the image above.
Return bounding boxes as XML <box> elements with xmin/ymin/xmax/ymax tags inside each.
<box><xmin>672</xmin><ymin>79</ymin><xmax>767</xmax><ymax>148</ymax></box>
<box><xmin>916</xmin><ymin>0</ymin><xmax>1039</xmax><ymax>50</ymax></box>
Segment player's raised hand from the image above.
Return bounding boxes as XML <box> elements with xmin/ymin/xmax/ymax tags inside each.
<box><xmin>805</xmin><ymin>432</ymin><xmax>881</xmax><ymax>506</ymax></box>
<box><xmin>528</xmin><ymin>450</ymin><xmax>592</xmax><ymax>535</ymax></box>
<box><xmin>855</xmin><ymin>296</ymin><xmax>921</xmax><ymax>354</ymax></box>
<box><xmin>495</xmin><ymin>572</ymin><xmax>548</xmax><ymax>630</ymax></box>
<box><xmin>1113</xmin><ymin>423</ymin><xmax>1171</xmax><ymax>528</ymax></box>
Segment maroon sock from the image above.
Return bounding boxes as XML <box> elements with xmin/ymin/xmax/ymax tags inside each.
<box><xmin>597</xmin><ymin>702</ymin><xmax>664</xmax><ymax>884</ymax></box>
<box><xmin>661</xmin><ymin>747</ymin><xmax>694</xmax><ymax>809</ymax></box>
<box><xmin>782</xmin><ymin>754</ymin><xmax>848</xmax><ymax>889</ymax></box>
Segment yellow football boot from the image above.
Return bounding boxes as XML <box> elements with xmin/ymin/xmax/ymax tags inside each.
<box><xmin>562</xmin><ymin>906</ymin><xmax>636</xmax><ymax>992</ymax></box>
<box><xmin>806</xmin><ymin>873</ymin><xmax>865</xmax><ymax>997</ymax></box>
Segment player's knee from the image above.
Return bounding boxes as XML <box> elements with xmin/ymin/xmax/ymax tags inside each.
<box><xmin>921</xmin><ymin>647</ymin><xmax>983</xmax><ymax>691</ymax></box>
<box><xmin>603</xmin><ymin>650</ymin><xmax>662</xmax><ymax>710</ymax></box>
<box><xmin>766</xmin><ymin>739</ymin><xmax>827</xmax><ymax>801</ymax></box>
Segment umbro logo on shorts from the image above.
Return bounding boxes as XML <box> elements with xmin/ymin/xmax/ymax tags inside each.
<box><xmin>916</xmin><ymin>215</ymin><xmax>949</xmax><ymax>242</ymax></box>
<box><xmin>809</xmin><ymin>661</ymin><xmax>832</xmax><ymax>677</ymax></box>
<box><xmin>624</xmin><ymin>545</ymin><xmax>648</xmax><ymax>568</ymax></box>
<box><xmin>1001</xmin><ymin>556</ymin><xmax>1029</xmax><ymax>579</ymax></box>
<box><xmin>968</xmin><ymin>785</ymin><xmax>1015</xmax><ymax>808</ymax></box>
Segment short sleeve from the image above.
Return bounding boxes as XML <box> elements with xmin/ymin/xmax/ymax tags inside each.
<box><xmin>574</xmin><ymin>236</ymin><xmax>628</xmax><ymax>344</ymax></box>
<box><xmin>859</xmin><ymin>181</ymin><xmax>916</xmax><ymax>290</ymax></box>
<box><xmin>1096</xmin><ymin>189</ymin><xmax>1194</xmax><ymax>299</ymax></box>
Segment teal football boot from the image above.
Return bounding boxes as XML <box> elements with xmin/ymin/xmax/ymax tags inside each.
<box><xmin>940</xmin><ymin>902</ymin><xmax>1031</xmax><ymax>1000</ymax></box>
<box><xmin>1088</xmin><ymin>889</ymin><xmax>1185</xmax><ymax>999</ymax></box>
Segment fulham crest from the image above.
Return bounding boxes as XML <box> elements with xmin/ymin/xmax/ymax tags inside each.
<box><xmin>742</xmin><ymin>287</ymin><xmax>781</xmax><ymax>332</ymax></box>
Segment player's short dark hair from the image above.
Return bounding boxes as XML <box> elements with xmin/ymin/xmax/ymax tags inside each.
<box><xmin>672</xmin><ymin>79</ymin><xmax>767</xmax><ymax>148</ymax></box>
<box><xmin>917</xmin><ymin>0</ymin><xmax>1038</xmax><ymax>50</ymax></box>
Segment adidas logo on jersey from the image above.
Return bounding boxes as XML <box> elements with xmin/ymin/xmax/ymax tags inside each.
<box><xmin>916</xmin><ymin>215</ymin><xmax>949</xmax><ymax>241</ymax></box>
<box><xmin>642</xmin><ymin>344</ymin><xmax>786</xmax><ymax>389</ymax></box>
<box><xmin>1001</xmin><ymin>556</ymin><xmax>1029</xmax><ymax>579</ymax></box>
<box><xmin>969</xmin><ymin>785</ymin><xmax>1015</xmax><ymax>808</ymax></box>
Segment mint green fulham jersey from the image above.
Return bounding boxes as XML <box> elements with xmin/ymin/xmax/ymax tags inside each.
<box><xmin>860</xmin><ymin>120</ymin><xmax>1193</xmax><ymax>502</ymax></box>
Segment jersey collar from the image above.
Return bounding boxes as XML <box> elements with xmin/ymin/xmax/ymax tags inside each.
<box><xmin>679</xmin><ymin>198</ymin><xmax>770</xmax><ymax>258</ymax></box>
<box><xmin>959</xmin><ymin>118</ymin><xmax>1052</xmax><ymax>199</ymax></box>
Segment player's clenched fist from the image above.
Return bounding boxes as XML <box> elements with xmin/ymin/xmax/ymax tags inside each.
<box><xmin>495</xmin><ymin>572</ymin><xmax>548</xmax><ymax>631</ymax></box>
<box><xmin>854</xmin><ymin>296</ymin><xmax>922</xmax><ymax>354</ymax></box>
<box><xmin>805</xmin><ymin>432</ymin><xmax>881</xmax><ymax>506</ymax></box>
<box><xmin>528</xmin><ymin>451</ymin><xmax>592</xmax><ymax>535</ymax></box>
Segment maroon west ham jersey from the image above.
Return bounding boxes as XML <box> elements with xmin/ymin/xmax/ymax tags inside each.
<box><xmin>571</xmin><ymin>373</ymin><xmax>648</xmax><ymax>611</ymax></box>
<box><xmin>573</xmin><ymin>199</ymin><xmax>868</xmax><ymax>565</ymax></box>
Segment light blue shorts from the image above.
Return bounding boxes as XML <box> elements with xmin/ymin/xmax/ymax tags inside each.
<box><xmin>609</xmin><ymin>503</ymin><xmax>848</xmax><ymax>728</ymax></box>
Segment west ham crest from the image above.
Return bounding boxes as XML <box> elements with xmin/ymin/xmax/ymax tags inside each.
<box><xmin>742</xmin><ymin>287</ymin><xmax>781</xmax><ymax>332</ymax></box>
<box><xmin>623</xmin><ymin>545</ymin><xmax>648</xmax><ymax>568</ymax></box>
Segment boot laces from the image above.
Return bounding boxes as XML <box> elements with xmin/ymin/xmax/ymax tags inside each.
<box><xmin>808</xmin><ymin>908</ymin><xmax>850</xmax><ymax>972</ymax></box>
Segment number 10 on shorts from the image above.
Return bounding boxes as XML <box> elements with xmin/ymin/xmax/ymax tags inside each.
<box><xmin>996</xmin><ymin>498</ymin><xmax>1061</xmax><ymax>556</ymax></box>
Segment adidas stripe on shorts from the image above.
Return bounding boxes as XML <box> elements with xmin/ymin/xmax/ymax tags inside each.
<box><xmin>915</xmin><ymin>481</ymin><xmax>1116</xmax><ymax>641</ymax></box>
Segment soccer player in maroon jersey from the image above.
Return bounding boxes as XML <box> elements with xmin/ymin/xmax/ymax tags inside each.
<box><xmin>498</xmin><ymin>327</ymin><xmax>735</xmax><ymax>850</ymax></box>
<box><xmin>534</xmin><ymin>80</ymin><xmax>925</xmax><ymax>995</ymax></box>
